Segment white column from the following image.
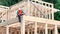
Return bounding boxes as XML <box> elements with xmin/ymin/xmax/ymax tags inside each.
<box><xmin>52</xmin><ymin>4</ymin><xmax>54</xmax><ymax>20</ymax></box>
<box><xmin>6</xmin><ymin>25</ymin><xmax>9</xmax><ymax>34</ymax></box>
<box><xmin>55</xmin><ymin>24</ymin><xmax>58</xmax><ymax>34</ymax></box>
<box><xmin>21</xmin><ymin>20</ymin><xmax>25</xmax><ymax>34</ymax></box>
<box><xmin>28</xmin><ymin>0</ymin><xmax>30</xmax><ymax>16</ymax></box>
<box><xmin>45</xmin><ymin>24</ymin><xmax>48</xmax><ymax>34</ymax></box>
<box><xmin>27</xmin><ymin>29</ymin><xmax>29</xmax><ymax>34</ymax></box>
<box><xmin>35</xmin><ymin>0</ymin><xmax>37</xmax><ymax>17</ymax></box>
<box><xmin>34</xmin><ymin>22</ymin><xmax>37</xmax><ymax>34</ymax></box>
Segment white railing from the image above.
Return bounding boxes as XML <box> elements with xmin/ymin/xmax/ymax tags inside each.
<box><xmin>27</xmin><ymin>1</ymin><xmax>53</xmax><ymax>20</ymax></box>
<box><xmin>30</xmin><ymin>0</ymin><xmax>53</xmax><ymax>8</ymax></box>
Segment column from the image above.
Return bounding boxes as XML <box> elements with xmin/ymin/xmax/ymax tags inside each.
<box><xmin>34</xmin><ymin>22</ymin><xmax>37</xmax><ymax>34</ymax></box>
<box><xmin>28</xmin><ymin>0</ymin><xmax>30</xmax><ymax>16</ymax></box>
<box><xmin>52</xmin><ymin>4</ymin><xmax>54</xmax><ymax>20</ymax></box>
<box><xmin>27</xmin><ymin>29</ymin><xmax>29</xmax><ymax>34</ymax></box>
<box><xmin>6</xmin><ymin>25</ymin><xmax>9</xmax><ymax>34</ymax></box>
<box><xmin>45</xmin><ymin>24</ymin><xmax>48</xmax><ymax>34</ymax></box>
<box><xmin>55</xmin><ymin>24</ymin><xmax>58</xmax><ymax>34</ymax></box>
<box><xmin>21</xmin><ymin>20</ymin><xmax>25</xmax><ymax>34</ymax></box>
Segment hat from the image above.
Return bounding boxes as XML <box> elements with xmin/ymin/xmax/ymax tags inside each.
<box><xmin>18</xmin><ymin>8</ymin><xmax>21</xmax><ymax>10</ymax></box>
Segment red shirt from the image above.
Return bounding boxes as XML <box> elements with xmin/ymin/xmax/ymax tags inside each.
<box><xmin>18</xmin><ymin>10</ymin><xmax>22</xmax><ymax>15</ymax></box>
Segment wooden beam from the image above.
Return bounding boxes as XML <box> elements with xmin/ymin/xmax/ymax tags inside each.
<box><xmin>45</xmin><ymin>24</ymin><xmax>48</xmax><ymax>34</ymax></box>
<box><xmin>6</xmin><ymin>25</ymin><xmax>9</xmax><ymax>34</ymax></box>
<box><xmin>34</xmin><ymin>22</ymin><xmax>37</xmax><ymax>34</ymax></box>
<box><xmin>55</xmin><ymin>24</ymin><xmax>58</xmax><ymax>34</ymax></box>
<box><xmin>21</xmin><ymin>19</ymin><xmax>25</xmax><ymax>34</ymax></box>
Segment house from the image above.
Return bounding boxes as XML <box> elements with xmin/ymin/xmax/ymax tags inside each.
<box><xmin>0</xmin><ymin>0</ymin><xmax>60</xmax><ymax>34</ymax></box>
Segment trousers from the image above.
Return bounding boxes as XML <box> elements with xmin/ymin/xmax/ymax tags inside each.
<box><xmin>18</xmin><ymin>15</ymin><xmax>21</xmax><ymax>22</ymax></box>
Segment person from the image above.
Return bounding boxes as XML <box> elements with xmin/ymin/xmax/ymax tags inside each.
<box><xmin>16</xmin><ymin>8</ymin><xmax>24</xmax><ymax>22</ymax></box>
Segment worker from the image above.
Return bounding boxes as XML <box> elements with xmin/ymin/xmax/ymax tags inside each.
<box><xmin>16</xmin><ymin>8</ymin><xmax>24</xmax><ymax>22</ymax></box>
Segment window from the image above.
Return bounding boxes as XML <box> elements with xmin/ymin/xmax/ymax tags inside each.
<box><xmin>50</xmin><ymin>5</ymin><xmax>52</xmax><ymax>7</ymax></box>
<box><xmin>43</xmin><ymin>3</ymin><xmax>45</xmax><ymax>6</ymax></box>
<box><xmin>3</xmin><ymin>20</ymin><xmax>5</xmax><ymax>22</ymax></box>
<box><xmin>32</xmin><ymin>1</ymin><xmax>35</xmax><ymax>2</ymax></box>
<box><xmin>36</xmin><ymin>1</ymin><xmax>39</xmax><ymax>3</ymax></box>
<box><xmin>46</xmin><ymin>4</ymin><xmax>48</xmax><ymax>6</ymax></box>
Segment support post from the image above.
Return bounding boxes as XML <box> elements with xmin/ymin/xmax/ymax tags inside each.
<box><xmin>28</xmin><ymin>0</ymin><xmax>30</xmax><ymax>16</ymax></box>
<box><xmin>55</xmin><ymin>24</ymin><xmax>58</xmax><ymax>34</ymax></box>
<box><xmin>27</xmin><ymin>29</ymin><xmax>29</xmax><ymax>34</ymax></box>
<box><xmin>52</xmin><ymin>4</ymin><xmax>54</xmax><ymax>20</ymax></box>
<box><xmin>21</xmin><ymin>20</ymin><xmax>25</xmax><ymax>34</ymax></box>
<box><xmin>34</xmin><ymin>22</ymin><xmax>37</xmax><ymax>34</ymax></box>
<box><xmin>45</xmin><ymin>24</ymin><xmax>48</xmax><ymax>34</ymax></box>
<box><xmin>6</xmin><ymin>25</ymin><xmax>9</xmax><ymax>34</ymax></box>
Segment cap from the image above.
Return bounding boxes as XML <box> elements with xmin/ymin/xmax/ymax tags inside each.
<box><xmin>18</xmin><ymin>8</ymin><xmax>21</xmax><ymax>10</ymax></box>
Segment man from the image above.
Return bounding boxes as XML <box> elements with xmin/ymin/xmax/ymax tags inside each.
<box><xmin>17</xmin><ymin>8</ymin><xmax>24</xmax><ymax>22</ymax></box>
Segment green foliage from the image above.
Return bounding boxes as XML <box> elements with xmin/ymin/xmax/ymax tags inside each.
<box><xmin>42</xmin><ymin>0</ymin><xmax>57</xmax><ymax>4</ymax></box>
<box><xmin>54</xmin><ymin>0</ymin><xmax>60</xmax><ymax>10</ymax></box>
<box><xmin>54</xmin><ymin>11</ymin><xmax>60</xmax><ymax>21</ymax></box>
<box><xmin>58</xmin><ymin>29</ymin><xmax>60</xmax><ymax>33</ymax></box>
<box><xmin>0</xmin><ymin>0</ymin><xmax>22</xmax><ymax>6</ymax></box>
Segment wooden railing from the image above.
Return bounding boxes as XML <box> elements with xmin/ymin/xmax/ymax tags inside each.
<box><xmin>29</xmin><ymin>1</ymin><xmax>54</xmax><ymax>20</ymax></box>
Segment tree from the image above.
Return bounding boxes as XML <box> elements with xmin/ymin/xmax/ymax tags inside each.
<box><xmin>0</xmin><ymin>0</ymin><xmax>22</xmax><ymax>6</ymax></box>
<box><xmin>42</xmin><ymin>0</ymin><xmax>57</xmax><ymax>4</ymax></box>
<box><xmin>54</xmin><ymin>11</ymin><xmax>60</xmax><ymax>21</ymax></box>
<box><xmin>54</xmin><ymin>0</ymin><xmax>60</xmax><ymax>10</ymax></box>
